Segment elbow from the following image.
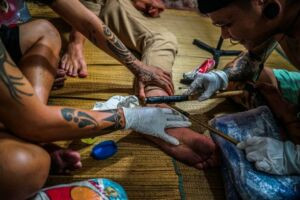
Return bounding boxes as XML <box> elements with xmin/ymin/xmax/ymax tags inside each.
<box><xmin>8</xmin><ymin>111</ymin><xmax>54</xmax><ymax>143</ymax></box>
<box><xmin>11</xmin><ymin>122</ymin><xmax>51</xmax><ymax>143</ymax></box>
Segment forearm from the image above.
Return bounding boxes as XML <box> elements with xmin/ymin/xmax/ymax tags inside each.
<box><xmin>49</xmin><ymin>0</ymin><xmax>145</xmax><ymax>76</ymax></box>
<box><xmin>223</xmin><ymin>39</ymin><xmax>278</xmax><ymax>82</ymax></box>
<box><xmin>0</xmin><ymin>34</ymin><xmax>125</xmax><ymax>143</ymax></box>
<box><xmin>9</xmin><ymin>105</ymin><xmax>125</xmax><ymax>142</ymax></box>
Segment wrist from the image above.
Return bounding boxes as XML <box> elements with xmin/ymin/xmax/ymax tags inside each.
<box><xmin>214</xmin><ymin>70</ymin><xmax>229</xmax><ymax>90</ymax></box>
<box><xmin>118</xmin><ymin>108</ymin><xmax>126</xmax><ymax>129</ymax></box>
<box><xmin>122</xmin><ymin>107</ymin><xmax>135</xmax><ymax>130</ymax></box>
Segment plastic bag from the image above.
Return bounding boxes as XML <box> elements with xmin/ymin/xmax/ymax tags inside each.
<box><xmin>210</xmin><ymin>106</ymin><xmax>300</xmax><ymax>200</ymax></box>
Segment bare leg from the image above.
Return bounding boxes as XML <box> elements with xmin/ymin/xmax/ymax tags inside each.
<box><xmin>16</xmin><ymin>20</ymin><xmax>82</xmax><ymax>172</ymax></box>
<box><xmin>60</xmin><ymin>28</ymin><xmax>88</xmax><ymax>78</ymax></box>
<box><xmin>145</xmin><ymin>89</ymin><xmax>220</xmax><ymax>170</ymax></box>
<box><xmin>18</xmin><ymin>19</ymin><xmax>61</xmax><ymax>104</ymax></box>
<box><xmin>0</xmin><ymin>131</ymin><xmax>50</xmax><ymax>200</ymax></box>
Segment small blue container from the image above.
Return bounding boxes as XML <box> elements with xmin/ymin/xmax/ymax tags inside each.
<box><xmin>91</xmin><ymin>140</ymin><xmax>118</xmax><ymax>160</ymax></box>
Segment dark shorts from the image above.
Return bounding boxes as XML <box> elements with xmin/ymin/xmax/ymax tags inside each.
<box><xmin>0</xmin><ymin>25</ymin><xmax>22</xmax><ymax>65</ymax></box>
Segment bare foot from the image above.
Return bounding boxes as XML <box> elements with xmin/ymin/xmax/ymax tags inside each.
<box><xmin>52</xmin><ymin>69</ymin><xmax>67</xmax><ymax>90</ymax></box>
<box><xmin>42</xmin><ymin>143</ymin><xmax>82</xmax><ymax>174</ymax></box>
<box><xmin>60</xmin><ymin>40</ymin><xmax>88</xmax><ymax>78</ymax></box>
<box><xmin>148</xmin><ymin>128</ymin><xmax>219</xmax><ymax>170</ymax></box>
<box><xmin>144</xmin><ymin>89</ymin><xmax>220</xmax><ymax>169</ymax></box>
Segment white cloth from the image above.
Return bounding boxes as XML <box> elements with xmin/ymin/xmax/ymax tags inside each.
<box><xmin>237</xmin><ymin>136</ymin><xmax>300</xmax><ymax>175</ymax></box>
<box><xmin>93</xmin><ymin>95</ymin><xmax>139</xmax><ymax>111</ymax></box>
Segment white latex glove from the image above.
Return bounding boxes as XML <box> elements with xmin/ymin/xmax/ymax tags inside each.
<box><xmin>237</xmin><ymin>136</ymin><xmax>300</xmax><ymax>175</ymax></box>
<box><xmin>123</xmin><ymin>107</ymin><xmax>191</xmax><ymax>145</ymax></box>
<box><xmin>183</xmin><ymin>70</ymin><xmax>228</xmax><ymax>101</ymax></box>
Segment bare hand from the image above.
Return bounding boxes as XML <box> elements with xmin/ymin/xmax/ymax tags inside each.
<box><xmin>133</xmin><ymin>0</ymin><xmax>165</xmax><ymax>17</ymax></box>
<box><xmin>137</xmin><ymin>65</ymin><xmax>174</xmax><ymax>99</ymax></box>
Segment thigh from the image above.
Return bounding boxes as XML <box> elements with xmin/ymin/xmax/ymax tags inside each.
<box><xmin>100</xmin><ymin>0</ymin><xmax>168</xmax><ymax>51</ymax></box>
<box><xmin>0</xmin><ymin>131</ymin><xmax>50</xmax><ymax>199</ymax></box>
<box><xmin>101</xmin><ymin>0</ymin><xmax>177</xmax><ymax>73</ymax></box>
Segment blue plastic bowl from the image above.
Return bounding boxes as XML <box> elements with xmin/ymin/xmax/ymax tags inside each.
<box><xmin>91</xmin><ymin>140</ymin><xmax>118</xmax><ymax>160</ymax></box>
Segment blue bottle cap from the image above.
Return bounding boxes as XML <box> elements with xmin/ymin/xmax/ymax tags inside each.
<box><xmin>91</xmin><ymin>140</ymin><xmax>118</xmax><ymax>160</ymax></box>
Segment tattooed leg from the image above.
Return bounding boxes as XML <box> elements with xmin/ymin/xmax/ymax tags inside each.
<box><xmin>18</xmin><ymin>19</ymin><xmax>61</xmax><ymax>104</ymax></box>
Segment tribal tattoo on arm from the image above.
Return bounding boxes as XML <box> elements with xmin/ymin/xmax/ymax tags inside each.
<box><xmin>0</xmin><ymin>39</ymin><xmax>33</xmax><ymax>103</ymax></box>
<box><xmin>87</xmin><ymin>23</ymin><xmax>155</xmax><ymax>79</ymax></box>
<box><xmin>223</xmin><ymin>40</ymin><xmax>278</xmax><ymax>82</ymax></box>
<box><xmin>61</xmin><ymin>108</ymin><xmax>125</xmax><ymax>132</ymax></box>
<box><xmin>223</xmin><ymin>52</ymin><xmax>264</xmax><ymax>82</ymax></box>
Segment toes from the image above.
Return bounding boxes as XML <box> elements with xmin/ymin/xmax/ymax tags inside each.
<box><xmin>71</xmin><ymin>61</ymin><xmax>79</xmax><ymax>77</ymax></box>
<box><xmin>67</xmin><ymin>61</ymin><xmax>74</xmax><ymax>77</ymax></box>
<box><xmin>60</xmin><ymin>54</ymin><xmax>68</xmax><ymax>70</ymax></box>
<box><xmin>78</xmin><ymin>60</ymin><xmax>88</xmax><ymax>78</ymax></box>
<box><xmin>56</xmin><ymin>69</ymin><xmax>66</xmax><ymax>78</ymax></box>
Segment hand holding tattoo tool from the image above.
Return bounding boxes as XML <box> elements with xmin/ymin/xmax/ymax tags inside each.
<box><xmin>144</xmin><ymin>90</ymin><xmax>244</xmax><ymax>104</ymax></box>
<box><xmin>170</xmin><ymin>106</ymin><xmax>239</xmax><ymax>145</ymax></box>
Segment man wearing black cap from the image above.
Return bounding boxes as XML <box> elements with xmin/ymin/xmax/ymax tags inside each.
<box><xmin>185</xmin><ymin>0</ymin><xmax>300</xmax><ymax>175</ymax></box>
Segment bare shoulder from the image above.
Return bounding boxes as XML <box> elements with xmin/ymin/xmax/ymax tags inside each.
<box><xmin>279</xmin><ymin>36</ymin><xmax>300</xmax><ymax>69</ymax></box>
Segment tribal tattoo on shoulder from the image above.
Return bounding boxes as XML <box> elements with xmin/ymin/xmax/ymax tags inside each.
<box><xmin>61</xmin><ymin>108</ymin><xmax>124</xmax><ymax>132</ymax></box>
<box><xmin>0</xmin><ymin>40</ymin><xmax>33</xmax><ymax>103</ymax></box>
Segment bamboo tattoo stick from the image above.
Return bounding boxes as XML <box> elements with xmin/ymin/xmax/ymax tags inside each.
<box><xmin>144</xmin><ymin>90</ymin><xmax>244</xmax><ymax>104</ymax></box>
<box><xmin>171</xmin><ymin>106</ymin><xmax>239</xmax><ymax>145</ymax></box>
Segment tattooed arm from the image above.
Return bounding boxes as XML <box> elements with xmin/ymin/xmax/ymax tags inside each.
<box><xmin>223</xmin><ymin>39</ymin><xmax>278</xmax><ymax>82</ymax></box>
<box><xmin>45</xmin><ymin>0</ymin><xmax>174</xmax><ymax>98</ymax></box>
<box><xmin>0</xmin><ymin>38</ymin><xmax>126</xmax><ymax>142</ymax></box>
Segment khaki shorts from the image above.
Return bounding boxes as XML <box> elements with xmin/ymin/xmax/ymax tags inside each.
<box><xmin>80</xmin><ymin>0</ymin><xmax>178</xmax><ymax>92</ymax></box>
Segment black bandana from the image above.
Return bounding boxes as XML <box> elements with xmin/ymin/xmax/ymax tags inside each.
<box><xmin>197</xmin><ymin>0</ymin><xmax>234</xmax><ymax>14</ymax></box>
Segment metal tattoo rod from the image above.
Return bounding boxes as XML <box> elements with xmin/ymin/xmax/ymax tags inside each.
<box><xmin>171</xmin><ymin>106</ymin><xmax>239</xmax><ymax>145</ymax></box>
<box><xmin>144</xmin><ymin>90</ymin><xmax>244</xmax><ymax>104</ymax></box>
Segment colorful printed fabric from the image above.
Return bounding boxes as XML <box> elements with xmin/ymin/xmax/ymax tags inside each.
<box><xmin>33</xmin><ymin>178</ymin><xmax>128</xmax><ymax>200</ymax></box>
<box><xmin>0</xmin><ymin>0</ymin><xmax>31</xmax><ymax>26</ymax></box>
<box><xmin>210</xmin><ymin>106</ymin><xmax>300</xmax><ymax>200</ymax></box>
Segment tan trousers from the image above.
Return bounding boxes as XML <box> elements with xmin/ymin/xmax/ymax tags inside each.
<box><xmin>80</xmin><ymin>0</ymin><xmax>178</xmax><ymax>74</ymax></box>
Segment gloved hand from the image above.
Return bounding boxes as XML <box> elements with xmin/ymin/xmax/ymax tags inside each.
<box><xmin>237</xmin><ymin>136</ymin><xmax>300</xmax><ymax>175</ymax></box>
<box><xmin>123</xmin><ymin>107</ymin><xmax>191</xmax><ymax>145</ymax></box>
<box><xmin>183</xmin><ymin>70</ymin><xmax>228</xmax><ymax>101</ymax></box>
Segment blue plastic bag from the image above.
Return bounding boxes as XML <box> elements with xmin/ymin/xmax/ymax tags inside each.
<box><xmin>210</xmin><ymin>106</ymin><xmax>300</xmax><ymax>200</ymax></box>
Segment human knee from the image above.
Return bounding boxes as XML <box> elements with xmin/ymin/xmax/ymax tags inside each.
<box><xmin>161</xmin><ymin>31</ymin><xmax>178</xmax><ymax>51</ymax></box>
<box><xmin>34</xmin><ymin>19</ymin><xmax>62</xmax><ymax>55</ymax></box>
<box><xmin>150</xmin><ymin>31</ymin><xmax>178</xmax><ymax>55</ymax></box>
<box><xmin>0</xmin><ymin>141</ymin><xmax>50</xmax><ymax>197</ymax></box>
